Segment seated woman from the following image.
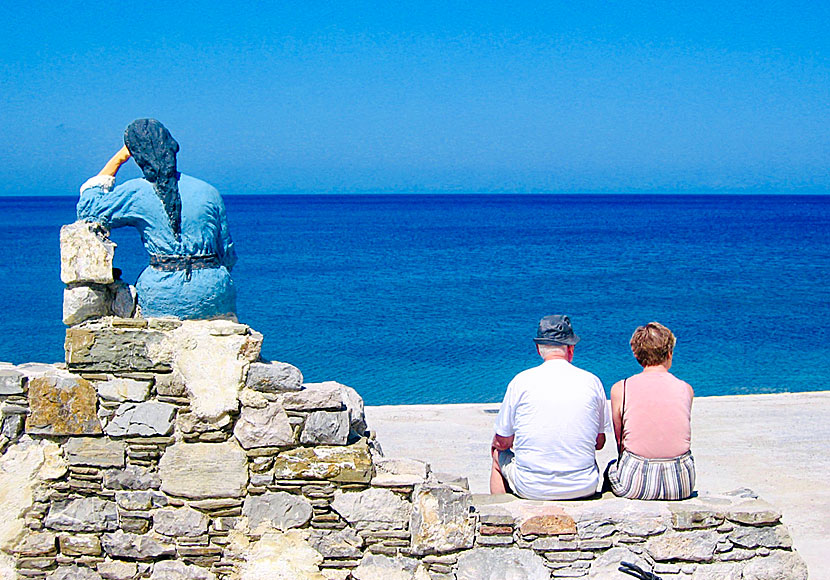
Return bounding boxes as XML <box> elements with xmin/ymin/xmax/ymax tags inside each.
<box><xmin>606</xmin><ymin>322</ymin><xmax>695</xmax><ymax>500</ymax></box>
<box><xmin>78</xmin><ymin>119</ymin><xmax>237</xmax><ymax>320</ymax></box>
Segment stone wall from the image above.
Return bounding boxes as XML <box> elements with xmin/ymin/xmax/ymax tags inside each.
<box><xmin>0</xmin><ymin>318</ymin><xmax>810</xmax><ymax>580</ymax></box>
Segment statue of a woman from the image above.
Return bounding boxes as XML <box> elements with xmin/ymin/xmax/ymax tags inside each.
<box><xmin>78</xmin><ymin>119</ymin><xmax>237</xmax><ymax>320</ymax></box>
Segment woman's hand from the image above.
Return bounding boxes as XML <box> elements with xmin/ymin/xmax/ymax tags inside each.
<box><xmin>98</xmin><ymin>145</ymin><xmax>132</xmax><ymax>177</ymax></box>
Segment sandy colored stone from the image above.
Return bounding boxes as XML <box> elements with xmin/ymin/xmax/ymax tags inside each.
<box><xmin>60</xmin><ymin>221</ymin><xmax>115</xmax><ymax>285</ymax></box>
<box><xmin>150</xmin><ymin>560</ymin><xmax>217</xmax><ymax>580</ymax></box>
<box><xmin>331</xmin><ymin>488</ymin><xmax>411</xmax><ymax>526</ymax></box>
<box><xmin>229</xmin><ymin>529</ymin><xmax>326</xmax><ymax>580</ymax></box>
<box><xmin>242</xmin><ymin>492</ymin><xmax>313</xmax><ymax>532</ymax></box>
<box><xmin>454</xmin><ymin>547</ymin><xmax>549</xmax><ymax>580</ymax></box>
<box><xmin>519</xmin><ymin>510</ymin><xmax>577</xmax><ymax>536</ymax></box>
<box><xmin>97</xmin><ymin>558</ymin><xmax>138</xmax><ymax>580</ymax></box>
<box><xmin>63</xmin><ymin>285</ymin><xmax>110</xmax><ymax>326</ymax></box>
<box><xmin>272</xmin><ymin>439</ymin><xmax>373</xmax><ymax>483</ymax></box>
<box><xmin>159</xmin><ymin>440</ymin><xmax>248</xmax><ymax>499</ymax></box>
<box><xmin>410</xmin><ymin>484</ymin><xmax>474</xmax><ymax>555</ymax></box>
<box><xmin>95</xmin><ymin>376</ymin><xmax>151</xmax><ymax>402</ymax></box>
<box><xmin>64</xmin><ymin>437</ymin><xmax>125</xmax><ymax>467</ymax></box>
<box><xmin>234</xmin><ymin>402</ymin><xmax>294</xmax><ymax>448</ymax></box>
<box><xmin>645</xmin><ymin>529</ymin><xmax>719</xmax><ymax>562</ymax></box>
<box><xmin>26</xmin><ymin>372</ymin><xmax>102</xmax><ymax>435</ymax></box>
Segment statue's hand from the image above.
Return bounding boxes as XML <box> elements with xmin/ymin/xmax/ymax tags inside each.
<box><xmin>98</xmin><ymin>145</ymin><xmax>132</xmax><ymax>177</ymax></box>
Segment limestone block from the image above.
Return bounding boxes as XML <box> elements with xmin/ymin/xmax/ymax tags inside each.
<box><xmin>372</xmin><ymin>457</ymin><xmax>430</xmax><ymax>487</ymax></box>
<box><xmin>97</xmin><ymin>559</ymin><xmax>138</xmax><ymax>580</ymax></box>
<box><xmin>339</xmin><ymin>383</ymin><xmax>367</xmax><ymax>436</ymax></box>
<box><xmin>352</xmin><ymin>554</ymin><xmax>431</xmax><ymax>580</ymax></box>
<box><xmin>101</xmin><ymin>530</ymin><xmax>175</xmax><ymax>560</ymax></box>
<box><xmin>169</xmin><ymin>321</ymin><xmax>254</xmax><ymax>419</ymax></box>
<box><xmin>331</xmin><ymin>488</ymin><xmax>411</xmax><ymax>526</ymax></box>
<box><xmin>300</xmin><ymin>410</ymin><xmax>350</xmax><ymax>445</ymax></box>
<box><xmin>64</xmin><ymin>437</ymin><xmax>126</xmax><ymax>467</ymax></box>
<box><xmin>60</xmin><ymin>221</ymin><xmax>115</xmax><ymax>284</ymax></box>
<box><xmin>177</xmin><ymin>411</ymin><xmax>233</xmax><ymax>434</ymax></box>
<box><xmin>728</xmin><ymin>525</ymin><xmax>793</xmax><ymax>549</ymax></box>
<box><xmin>410</xmin><ymin>484</ymin><xmax>474</xmax><ymax>555</ymax></box>
<box><xmin>724</xmin><ymin>498</ymin><xmax>783</xmax><ymax>526</ymax></box>
<box><xmin>246</xmin><ymin>361</ymin><xmax>303</xmax><ymax>392</ymax></box>
<box><xmin>645</xmin><ymin>530</ymin><xmax>719</xmax><ymax>562</ymax></box>
<box><xmin>63</xmin><ymin>285</ymin><xmax>110</xmax><ymax>326</ymax></box>
<box><xmin>159</xmin><ymin>440</ymin><xmax>248</xmax><ymax>499</ymax></box>
<box><xmin>242</xmin><ymin>491</ymin><xmax>313</xmax><ymax>531</ymax></box>
<box><xmin>230</xmin><ymin>529</ymin><xmax>325</xmax><ymax>580</ymax></box>
<box><xmin>233</xmin><ymin>402</ymin><xmax>295</xmax><ymax>449</ymax></box>
<box><xmin>47</xmin><ymin>566</ymin><xmax>104</xmax><ymax>580</ymax></box>
<box><xmin>455</xmin><ymin>547</ymin><xmax>549</xmax><ymax>580</ymax></box>
<box><xmin>15</xmin><ymin>362</ymin><xmax>60</xmax><ymax>380</ymax></box>
<box><xmin>308</xmin><ymin>528</ymin><xmax>363</xmax><ymax>559</ymax></box>
<box><xmin>239</xmin><ymin>387</ymin><xmax>268</xmax><ymax>408</ymax></box>
<box><xmin>520</xmin><ymin>510</ymin><xmax>577</xmax><ymax>536</ymax></box>
<box><xmin>59</xmin><ymin>533</ymin><xmax>102</xmax><ymax>556</ymax></box>
<box><xmin>742</xmin><ymin>551</ymin><xmax>809</xmax><ymax>580</ymax></box>
<box><xmin>153</xmin><ymin>507</ymin><xmax>209</xmax><ymax>537</ymax></box>
<box><xmin>1</xmin><ymin>413</ymin><xmax>24</xmax><ymax>440</ymax></box>
<box><xmin>155</xmin><ymin>370</ymin><xmax>186</xmax><ymax>397</ymax></box>
<box><xmin>110</xmin><ymin>280</ymin><xmax>137</xmax><ymax>318</ymax></box>
<box><xmin>95</xmin><ymin>377</ymin><xmax>151</xmax><ymax>402</ymax></box>
<box><xmin>26</xmin><ymin>372</ymin><xmax>102</xmax><ymax>435</ymax></box>
<box><xmin>0</xmin><ymin>369</ymin><xmax>24</xmax><ymax>395</ymax></box>
<box><xmin>692</xmin><ymin>562</ymin><xmax>744</xmax><ymax>580</ymax></box>
<box><xmin>151</xmin><ymin>560</ymin><xmax>217</xmax><ymax>580</ymax></box>
<box><xmin>272</xmin><ymin>440</ymin><xmax>373</xmax><ymax>483</ymax></box>
<box><xmin>65</xmin><ymin>324</ymin><xmax>170</xmax><ymax>372</ymax></box>
<box><xmin>115</xmin><ymin>490</ymin><xmax>166</xmax><ymax>511</ymax></box>
<box><xmin>104</xmin><ymin>401</ymin><xmax>176</xmax><ymax>437</ymax></box>
<box><xmin>282</xmin><ymin>382</ymin><xmax>344</xmax><ymax>411</ymax></box>
<box><xmin>103</xmin><ymin>465</ymin><xmax>161</xmax><ymax>490</ymax></box>
<box><xmin>11</xmin><ymin>532</ymin><xmax>57</xmax><ymax>556</ymax></box>
<box><xmin>44</xmin><ymin>497</ymin><xmax>118</xmax><ymax>532</ymax></box>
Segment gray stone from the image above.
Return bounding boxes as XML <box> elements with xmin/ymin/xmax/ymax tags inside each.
<box><xmin>104</xmin><ymin>401</ymin><xmax>176</xmax><ymax>437</ymax></box>
<box><xmin>410</xmin><ymin>484</ymin><xmax>475</xmax><ymax>555</ymax></box>
<box><xmin>1</xmin><ymin>413</ymin><xmax>24</xmax><ymax>440</ymax></box>
<box><xmin>15</xmin><ymin>362</ymin><xmax>60</xmax><ymax>379</ymax></box>
<box><xmin>728</xmin><ymin>525</ymin><xmax>793</xmax><ymax>549</ymax></box>
<box><xmin>589</xmin><ymin>546</ymin><xmax>652</xmax><ymax>577</ymax></box>
<box><xmin>115</xmin><ymin>490</ymin><xmax>166</xmax><ymax>511</ymax></box>
<box><xmin>372</xmin><ymin>457</ymin><xmax>430</xmax><ymax>487</ymax></box>
<box><xmin>0</xmin><ymin>369</ymin><xmax>24</xmax><ymax>395</ymax></box>
<box><xmin>177</xmin><ymin>411</ymin><xmax>232</xmax><ymax>434</ymax></box>
<box><xmin>233</xmin><ymin>402</ymin><xmax>294</xmax><ymax>449</ymax></box>
<box><xmin>150</xmin><ymin>560</ymin><xmax>217</xmax><ymax>580</ymax></box>
<box><xmin>97</xmin><ymin>559</ymin><xmax>137</xmax><ymax>580</ymax></box>
<box><xmin>95</xmin><ymin>377</ymin><xmax>151</xmax><ymax>402</ymax></box>
<box><xmin>63</xmin><ymin>285</ymin><xmax>110</xmax><ymax>326</ymax></box>
<box><xmin>60</xmin><ymin>221</ymin><xmax>115</xmax><ymax>284</ymax></box>
<box><xmin>282</xmin><ymin>382</ymin><xmax>344</xmax><ymax>410</ymax></box>
<box><xmin>103</xmin><ymin>465</ymin><xmax>161</xmax><ymax>490</ymax></box>
<box><xmin>300</xmin><ymin>410</ymin><xmax>350</xmax><ymax>445</ymax></box>
<box><xmin>246</xmin><ymin>360</ymin><xmax>303</xmax><ymax>392</ymax></box>
<box><xmin>64</xmin><ymin>437</ymin><xmax>126</xmax><ymax>467</ymax></box>
<box><xmin>47</xmin><ymin>566</ymin><xmax>103</xmax><ymax>580</ymax></box>
<box><xmin>155</xmin><ymin>371</ymin><xmax>187</xmax><ymax>397</ymax></box>
<box><xmin>309</xmin><ymin>527</ymin><xmax>363</xmax><ymax>559</ymax></box>
<box><xmin>26</xmin><ymin>372</ymin><xmax>102</xmax><ymax>435</ymax></box>
<box><xmin>339</xmin><ymin>383</ymin><xmax>367</xmax><ymax>436</ymax></box>
<box><xmin>110</xmin><ymin>280</ymin><xmax>137</xmax><ymax>318</ymax></box>
<box><xmin>65</xmin><ymin>323</ymin><xmax>170</xmax><ymax>372</ymax></box>
<box><xmin>11</xmin><ymin>532</ymin><xmax>57</xmax><ymax>556</ymax></box>
<box><xmin>159</xmin><ymin>440</ymin><xmax>248</xmax><ymax>499</ymax></box>
<box><xmin>455</xmin><ymin>547</ymin><xmax>550</xmax><ymax>580</ymax></box>
<box><xmin>692</xmin><ymin>562</ymin><xmax>743</xmax><ymax>579</ymax></box>
<box><xmin>153</xmin><ymin>507</ymin><xmax>209</xmax><ymax>537</ymax></box>
<box><xmin>646</xmin><ymin>530</ymin><xmax>719</xmax><ymax>562</ymax></box>
<box><xmin>45</xmin><ymin>497</ymin><xmax>118</xmax><ymax>532</ymax></box>
<box><xmin>242</xmin><ymin>491</ymin><xmax>313</xmax><ymax>531</ymax></box>
<box><xmin>332</xmin><ymin>488</ymin><xmax>412</xmax><ymax>526</ymax></box>
<box><xmin>101</xmin><ymin>530</ymin><xmax>175</xmax><ymax>559</ymax></box>
<box><xmin>742</xmin><ymin>551</ymin><xmax>809</xmax><ymax>580</ymax></box>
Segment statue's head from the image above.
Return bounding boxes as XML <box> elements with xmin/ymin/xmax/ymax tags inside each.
<box><xmin>124</xmin><ymin>118</ymin><xmax>183</xmax><ymax>237</ymax></box>
<box><xmin>124</xmin><ymin>118</ymin><xmax>180</xmax><ymax>183</ymax></box>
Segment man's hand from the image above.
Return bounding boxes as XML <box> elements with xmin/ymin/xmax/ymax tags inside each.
<box><xmin>492</xmin><ymin>433</ymin><xmax>514</xmax><ymax>451</ymax></box>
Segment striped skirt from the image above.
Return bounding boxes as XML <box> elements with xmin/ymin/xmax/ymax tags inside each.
<box><xmin>606</xmin><ymin>450</ymin><xmax>695</xmax><ymax>500</ymax></box>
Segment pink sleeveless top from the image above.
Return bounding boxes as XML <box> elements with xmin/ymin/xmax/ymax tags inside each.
<box><xmin>621</xmin><ymin>370</ymin><xmax>693</xmax><ymax>459</ymax></box>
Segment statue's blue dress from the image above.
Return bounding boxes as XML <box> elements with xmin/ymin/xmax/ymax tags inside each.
<box><xmin>78</xmin><ymin>174</ymin><xmax>237</xmax><ymax>319</ymax></box>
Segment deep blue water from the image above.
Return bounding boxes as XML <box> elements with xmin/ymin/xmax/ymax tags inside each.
<box><xmin>0</xmin><ymin>194</ymin><xmax>827</xmax><ymax>405</ymax></box>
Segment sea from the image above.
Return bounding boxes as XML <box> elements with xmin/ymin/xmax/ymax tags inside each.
<box><xmin>0</xmin><ymin>194</ymin><xmax>827</xmax><ymax>406</ymax></box>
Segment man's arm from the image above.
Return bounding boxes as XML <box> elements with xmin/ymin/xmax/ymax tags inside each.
<box><xmin>492</xmin><ymin>433</ymin><xmax>514</xmax><ymax>451</ymax></box>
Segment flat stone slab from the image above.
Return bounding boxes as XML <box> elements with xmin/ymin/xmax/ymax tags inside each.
<box><xmin>65</xmin><ymin>324</ymin><xmax>170</xmax><ymax>372</ymax></box>
<box><xmin>272</xmin><ymin>439</ymin><xmax>373</xmax><ymax>483</ymax></box>
<box><xmin>64</xmin><ymin>437</ymin><xmax>125</xmax><ymax>467</ymax></box>
<box><xmin>104</xmin><ymin>401</ymin><xmax>176</xmax><ymax>437</ymax></box>
<box><xmin>159</xmin><ymin>440</ymin><xmax>248</xmax><ymax>499</ymax></box>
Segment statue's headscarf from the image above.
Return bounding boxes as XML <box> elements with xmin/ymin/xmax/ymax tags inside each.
<box><xmin>124</xmin><ymin>119</ymin><xmax>182</xmax><ymax>237</ymax></box>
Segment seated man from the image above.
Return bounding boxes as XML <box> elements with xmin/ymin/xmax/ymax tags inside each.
<box><xmin>490</xmin><ymin>315</ymin><xmax>609</xmax><ymax>500</ymax></box>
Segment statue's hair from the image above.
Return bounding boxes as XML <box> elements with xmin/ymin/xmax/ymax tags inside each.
<box><xmin>124</xmin><ymin>119</ymin><xmax>182</xmax><ymax>237</ymax></box>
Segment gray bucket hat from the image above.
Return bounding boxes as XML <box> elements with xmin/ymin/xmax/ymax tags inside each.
<box><xmin>534</xmin><ymin>315</ymin><xmax>580</xmax><ymax>346</ymax></box>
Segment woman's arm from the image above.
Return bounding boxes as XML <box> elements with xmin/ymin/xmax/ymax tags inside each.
<box><xmin>610</xmin><ymin>380</ymin><xmax>624</xmax><ymax>453</ymax></box>
<box><xmin>98</xmin><ymin>145</ymin><xmax>131</xmax><ymax>177</ymax></box>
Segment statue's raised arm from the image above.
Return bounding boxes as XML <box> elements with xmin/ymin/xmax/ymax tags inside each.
<box><xmin>77</xmin><ymin>118</ymin><xmax>237</xmax><ymax>320</ymax></box>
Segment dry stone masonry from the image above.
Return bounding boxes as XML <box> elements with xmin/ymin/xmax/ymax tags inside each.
<box><xmin>0</xmin><ymin>225</ymin><xmax>810</xmax><ymax>579</ymax></box>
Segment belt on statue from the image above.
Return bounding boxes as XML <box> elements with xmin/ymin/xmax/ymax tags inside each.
<box><xmin>149</xmin><ymin>254</ymin><xmax>220</xmax><ymax>281</ymax></box>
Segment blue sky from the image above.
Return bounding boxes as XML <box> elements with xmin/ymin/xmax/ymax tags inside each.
<box><xmin>1</xmin><ymin>1</ymin><xmax>828</xmax><ymax>195</ymax></box>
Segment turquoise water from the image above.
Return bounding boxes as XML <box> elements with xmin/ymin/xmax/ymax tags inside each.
<box><xmin>0</xmin><ymin>194</ymin><xmax>827</xmax><ymax>405</ymax></box>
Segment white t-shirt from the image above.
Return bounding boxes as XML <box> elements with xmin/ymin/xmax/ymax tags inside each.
<box><xmin>494</xmin><ymin>359</ymin><xmax>610</xmax><ymax>500</ymax></box>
